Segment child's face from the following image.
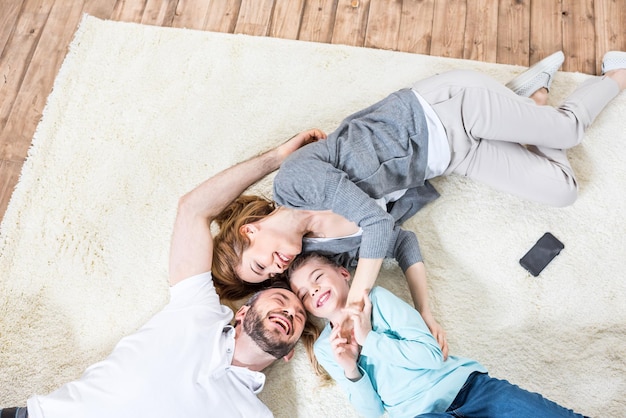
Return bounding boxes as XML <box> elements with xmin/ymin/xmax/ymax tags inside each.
<box><xmin>289</xmin><ymin>259</ymin><xmax>351</xmax><ymax>320</ymax></box>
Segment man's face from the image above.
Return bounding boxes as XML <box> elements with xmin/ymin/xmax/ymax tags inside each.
<box><xmin>242</xmin><ymin>288</ymin><xmax>306</xmax><ymax>359</ymax></box>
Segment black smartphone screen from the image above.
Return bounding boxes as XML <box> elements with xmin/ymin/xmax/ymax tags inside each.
<box><xmin>519</xmin><ymin>232</ymin><xmax>564</xmax><ymax>276</ymax></box>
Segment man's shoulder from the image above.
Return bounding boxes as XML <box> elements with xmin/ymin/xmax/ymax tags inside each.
<box><xmin>168</xmin><ymin>271</ymin><xmax>223</xmax><ymax>310</ymax></box>
<box><xmin>170</xmin><ymin>271</ymin><xmax>213</xmax><ymax>292</ymax></box>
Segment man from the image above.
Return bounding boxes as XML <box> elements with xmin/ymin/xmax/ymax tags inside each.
<box><xmin>0</xmin><ymin>131</ymin><xmax>321</xmax><ymax>418</ymax></box>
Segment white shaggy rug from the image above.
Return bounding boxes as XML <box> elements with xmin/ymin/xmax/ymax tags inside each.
<box><xmin>1</xmin><ymin>15</ymin><xmax>625</xmax><ymax>417</ymax></box>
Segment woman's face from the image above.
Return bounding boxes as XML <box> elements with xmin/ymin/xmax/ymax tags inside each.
<box><xmin>288</xmin><ymin>259</ymin><xmax>350</xmax><ymax>319</ymax></box>
<box><xmin>236</xmin><ymin>223</ymin><xmax>302</xmax><ymax>284</ymax></box>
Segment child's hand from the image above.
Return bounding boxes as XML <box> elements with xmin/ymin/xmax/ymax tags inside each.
<box><xmin>422</xmin><ymin>311</ymin><xmax>448</xmax><ymax>360</ymax></box>
<box><xmin>344</xmin><ymin>289</ymin><xmax>372</xmax><ymax>346</ymax></box>
<box><xmin>330</xmin><ymin>324</ymin><xmax>361</xmax><ymax>380</ymax></box>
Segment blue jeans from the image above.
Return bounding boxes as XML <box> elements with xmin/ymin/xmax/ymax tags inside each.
<box><xmin>417</xmin><ymin>372</ymin><xmax>588</xmax><ymax>418</ymax></box>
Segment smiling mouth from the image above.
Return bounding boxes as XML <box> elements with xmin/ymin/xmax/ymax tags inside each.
<box><xmin>276</xmin><ymin>252</ymin><xmax>291</xmax><ymax>267</ymax></box>
<box><xmin>268</xmin><ymin>313</ymin><xmax>292</xmax><ymax>335</ymax></box>
<box><xmin>316</xmin><ymin>290</ymin><xmax>330</xmax><ymax>308</ymax></box>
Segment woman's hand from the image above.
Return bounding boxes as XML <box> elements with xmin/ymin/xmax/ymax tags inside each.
<box><xmin>421</xmin><ymin>311</ymin><xmax>448</xmax><ymax>360</ymax></box>
<box><xmin>344</xmin><ymin>290</ymin><xmax>373</xmax><ymax>346</ymax></box>
<box><xmin>276</xmin><ymin>128</ymin><xmax>327</xmax><ymax>162</ymax></box>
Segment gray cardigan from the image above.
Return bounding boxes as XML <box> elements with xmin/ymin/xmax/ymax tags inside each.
<box><xmin>273</xmin><ymin>88</ymin><xmax>439</xmax><ymax>272</ymax></box>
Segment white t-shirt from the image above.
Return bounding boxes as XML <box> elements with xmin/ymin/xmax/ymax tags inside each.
<box><xmin>412</xmin><ymin>89</ymin><xmax>450</xmax><ymax>179</ymax></box>
<box><xmin>373</xmin><ymin>90</ymin><xmax>450</xmax><ymax>209</ymax></box>
<box><xmin>27</xmin><ymin>272</ymin><xmax>273</xmax><ymax>418</ymax></box>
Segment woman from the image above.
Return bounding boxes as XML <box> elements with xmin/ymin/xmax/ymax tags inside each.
<box><xmin>211</xmin><ymin>51</ymin><xmax>626</xmax><ymax>349</ymax></box>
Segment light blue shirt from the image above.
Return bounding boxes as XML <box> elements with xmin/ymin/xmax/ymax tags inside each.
<box><xmin>314</xmin><ymin>287</ymin><xmax>486</xmax><ymax>418</ymax></box>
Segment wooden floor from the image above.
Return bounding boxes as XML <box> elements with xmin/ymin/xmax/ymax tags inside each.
<box><xmin>1</xmin><ymin>0</ymin><xmax>624</xmax><ymax>223</ymax></box>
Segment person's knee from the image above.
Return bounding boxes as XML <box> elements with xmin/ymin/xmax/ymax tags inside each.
<box><xmin>527</xmin><ymin>179</ymin><xmax>578</xmax><ymax>207</ymax></box>
<box><xmin>550</xmin><ymin>187</ymin><xmax>578</xmax><ymax>207</ymax></box>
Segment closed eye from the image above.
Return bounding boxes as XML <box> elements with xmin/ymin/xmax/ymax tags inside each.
<box><xmin>251</xmin><ymin>262</ymin><xmax>266</xmax><ymax>276</ymax></box>
<box><xmin>271</xmin><ymin>294</ymin><xmax>306</xmax><ymax>322</ymax></box>
<box><xmin>295</xmin><ymin>311</ymin><xmax>306</xmax><ymax>324</ymax></box>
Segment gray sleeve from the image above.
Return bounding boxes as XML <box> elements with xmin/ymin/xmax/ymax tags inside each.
<box><xmin>274</xmin><ymin>156</ymin><xmax>395</xmax><ymax>260</ymax></box>
<box><xmin>388</xmin><ymin>227</ymin><xmax>423</xmax><ymax>272</ymax></box>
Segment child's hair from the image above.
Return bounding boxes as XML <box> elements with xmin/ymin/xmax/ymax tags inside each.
<box><xmin>212</xmin><ymin>194</ymin><xmax>276</xmax><ymax>301</ymax></box>
<box><xmin>287</xmin><ymin>252</ymin><xmax>343</xmax><ymax>384</ymax></box>
<box><xmin>300</xmin><ymin>316</ymin><xmax>330</xmax><ymax>383</ymax></box>
<box><xmin>287</xmin><ymin>251</ymin><xmax>339</xmax><ymax>277</ymax></box>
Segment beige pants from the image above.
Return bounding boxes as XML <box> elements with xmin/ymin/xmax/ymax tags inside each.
<box><xmin>413</xmin><ymin>70</ymin><xmax>620</xmax><ymax>207</ymax></box>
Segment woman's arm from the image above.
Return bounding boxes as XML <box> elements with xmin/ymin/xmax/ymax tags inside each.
<box><xmin>169</xmin><ymin>129</ymin><xmax>326</xmax><ymax>286</ymax></box>
<box><xmin>404</xmin><ymin>262</ymin><xmax>448</xmax><ymax>359</ymax></box>
<box><xmin>389</xmin><ymin>227</ymin><xmax>448</xmax><ymax>358</ymax></box>
<box><xmin>346</xmin><ymin>258</ymin><xmax>384</xmax><ymax>308</ymax></box>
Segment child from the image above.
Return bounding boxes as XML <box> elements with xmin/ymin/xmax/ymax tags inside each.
<box><xmin>287</xmin><ymin>252</ymin><xmax>588</xmax><ymax>418</ymax></box>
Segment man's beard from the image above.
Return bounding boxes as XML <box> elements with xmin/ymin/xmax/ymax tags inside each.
<box><xmin>243</xmin><ymin>306</ymin><xmax>295</xmax><ymax>359</ymax></box>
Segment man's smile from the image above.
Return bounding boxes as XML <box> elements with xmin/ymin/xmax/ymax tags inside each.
<box><xmin>268</xmin><ymin>313</ymin><xmax>293</xmax><ymax>335</ymax></box>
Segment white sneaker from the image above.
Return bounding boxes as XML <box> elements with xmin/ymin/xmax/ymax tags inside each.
<box><xmin>601</xmin><ymin>51</ymin><xmax>626</xmax><ymax>74</ymax></box>
<box><xmin>506</xmin><ymin>51</ymin><xmax>565</xmax><ymax>97</ymax></box>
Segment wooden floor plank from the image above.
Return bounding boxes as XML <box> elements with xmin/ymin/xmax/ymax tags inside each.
<box><xmin>396</xmin><ymin>0</ymin><xmax>435</xmax><ymax>55</ymax></box>
<box><xmin>171</xmin><ymin>0</ymin><xmax>212</xmax><ymax>30</ymax></box>
<box><xmin>204</xmin><ymin>0</ymin><xmax>241</xmax><ymax>33</ymax></box>
<box><xmin>331</xmin><ymin>0</ymin><xmax>369</xmax><ymax>47</ymax></box>
<box><xmin>111</xmin><ymin>0</ymin><xmax>147</xmax><ymax>23</ymax></box>
<box><xmin>562</xmin><ymin>0</ymin><xmax>596</xmax><ymax>74</ymax></box>
<box><xmin>0</xmin><ymin>1</ymin><xmax>24</xmax><ymax>58</ymax></box>
<box><xmin>496</xmin><ymin>0</ymin><xmax>530</xmax><ymax>66</ymax></box>
<box><xmin>430</xmin><ymin>0</ymin><xmax>467</xmax><ymax>59</ymax></box>
<box><xmin>141</xmin><ymin>0</ymin><xmax>178</xmax><ymax>27</ymax></box>
<box><xmin>1</xmin><ymin>0</ymin><xmax>85</xmax><ymax>162</ymax></box>
<box><xmin>529</xmin><ymin>0</ymin><xmax>563</xmax><ymax>64</ymax></box>
<box><xmin>234</xmin><ymin>0</ymin><xmax>275</xmax><ymax>36</ymax></box>
<box><xmin>269</xmin><ymin>0</ymin><xmax>305</xmax><ymax>40</ymax></box>
<box><xmin>463</xmin><ymin>0</ymin><xmax>499</xmax><ymax>63</ymax></box>
<box><xmin>299</xmin><ymin>0</ymin><xmax>338</xmax><ymax>44</ymax></box>
<box><xmin>0</xmin><ymin>159</ymin><xmax>21</xmax><ymax>222</ymax></box>
<box><xmin>0</xmin><ymin>0</ymin><xmax>54</xmax><ymax>160</ymax></box>
<box><xmin>83</xmin><ymin>0</ymin><xmax>120</xmax><ymax>20</ymax></box>
<box><xmin>594</xmin><ymin>0</ymin><xmax>626</xmax><ymax>74</ymax></box>
<box><xmin>364</xmin><ymin>0</ymin><xmax>402</xmax><ymax>50</ymax></box>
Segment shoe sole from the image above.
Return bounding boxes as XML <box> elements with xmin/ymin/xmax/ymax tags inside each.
<box><xmin>505</xmin><ymin>51</ymin><xmax>565</xmax><ymax>92</ymax></box>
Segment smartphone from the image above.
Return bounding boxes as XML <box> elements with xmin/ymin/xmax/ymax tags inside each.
<box><xmin>519</xmin><ymin>232</ymin><xmax>564</xmax><ymax>276</ymax></box>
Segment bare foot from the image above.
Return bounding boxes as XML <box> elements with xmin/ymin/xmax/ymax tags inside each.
<box><xmin>529</xmin><ymin>87</ymin><xmax>549</xmax><ymax>106</ymax></box>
